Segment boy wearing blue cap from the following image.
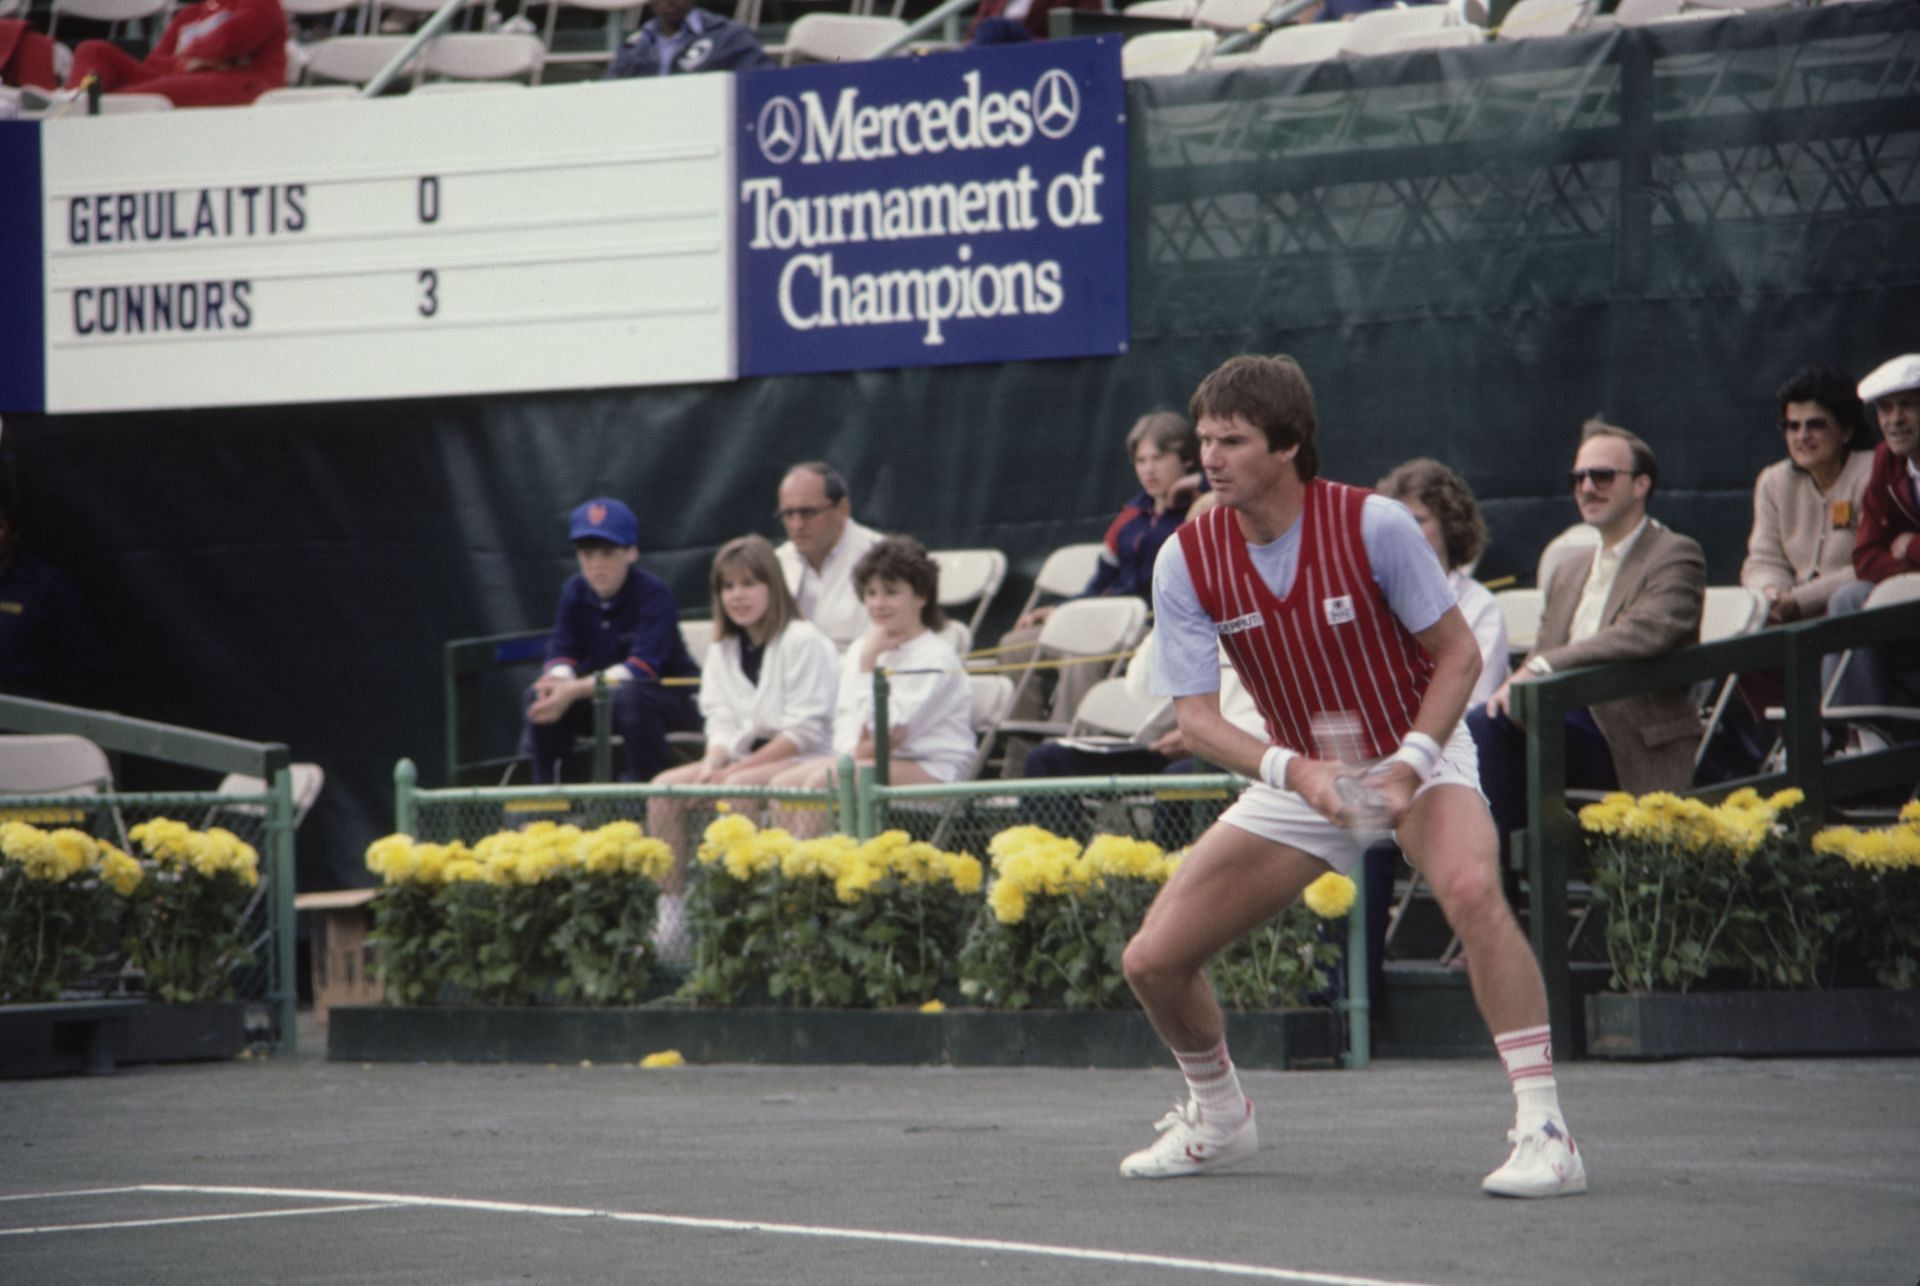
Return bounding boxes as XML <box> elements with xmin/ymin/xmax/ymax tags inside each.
<box><xmin>524</xmin><ymin>498</ymin><xmax>701</xmax><ymax>783</ymax></box>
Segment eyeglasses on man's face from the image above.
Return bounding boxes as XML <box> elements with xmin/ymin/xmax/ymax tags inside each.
<box><xmin>1779</xmin><ymin>416</ymin><xmax>1834</xmax><ymax>435</ymax></box>
<box><xmin>1567</xmin><ymin>467</ymin><xmax>1640</xmax><ymax>490</ymax></box>
<box><xmin>776</xmin><ymin>504</ymin><xmax>835</xmax><ymax>524</ymax></box>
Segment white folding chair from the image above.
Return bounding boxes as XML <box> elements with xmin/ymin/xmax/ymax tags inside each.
<box><xmin>1190</xmin><ymin>0</ymin><xmax>1271</xmax><ymax>33</ymax></box>
<box><xmin>0</xmin><ymin>735</ymin><xmax>113</xmax><ymax>795</ymax></box>
<box><xmin>1011</xmin><ymin>542</ymin><xmax>1104</xmax><ymax>623</ymax></box>
<box><xmin>678</xmin><ymin>618</ymin><xmax>715</xmax><ymax>661</ymax></box>
<box><xmin>1248</xmin><ymin>20</ymin><xmax>1349</xmax><ymax>64</ymax></box>
<box><xmin>1381</xmin><ymin>24</ymin><xmax>1487</xmax><ymax>51</ymax></box>
<box><xmin>417</xmin><ymin>32</ymin><xmax>545</xmax><ymax>85</ymax></box>
<box><xmin>49</xmin><ymin>0</ymin><xmax>169</xmax><ymax>44</ymax></box>
<box><xmin>930</xmin><ymin>549</ymin><xmax>1009</xmax><ymax>642</ymax></box>
<box><xmin>1122</xmin><ymin>28</ymin><xmax>1217</xmax><ymax>77</ymax></box>
<box><xmin>1536</xmin><ymin>522</ymin><xmax>1601</xmax><ymax>590</ymax></box>
<box><xmin>780</xmin><ymin>13</ymin><xmax>907</xmax><ymax>65</ymax></box>
<box><xmin>372</xmin><ymin>0</ymin><xmax>490</xmax><ymax>34</ymax></box>
<box><xmin>1342</xmin><ymin>3</ymin><xmax>1456</xmax><ymax>55</ymax></box>
<box><xmin>303</xmin><ymin>35</ymin><xmax>418</xmax><ymax>85</ymax></box>
<box><xmin>992</xmin><ymin>597</ymin><xmax>1152</xmax><ymax>747</ymax></box>
<box><xmin>1689</xmin><ymin>586</ymin><xmax>1768</xmax><ymax>775</ymax></box>
<box><xmin>410</xmin><ymin>79</ymin><xmax>527</xmax><ymax>92</ymax></box>
<box><xmin>1495</xmin><ymin>586</ymin><xmax>1546</xmax><ymax>654</ymax></box>
<box><xmin>1494</xmin><ymin>0</ymin><xmax>1597</xmax><ymax>40</ymax></box>
<box><xmin>283</xmin><ymin>0</ymin><xmax>372</xmax><ymax>35</ymax></box>
<box><xmin>1821</xmin><ymin>573</ymin><xmax>1920</xmax><ymax>732</ymax></box>
<box><xmin>209</xmin><ymin>763</ymin><xmax>327</xmax><ymax>827</ymax></box>
<box><xmin>90</xmin><ymin>92</ymin><xmax>175</xmax><ymax>112</ymax></box>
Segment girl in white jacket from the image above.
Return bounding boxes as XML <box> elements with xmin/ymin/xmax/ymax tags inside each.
<box><xmin>771</xmin><ymin>535</ymin><xmax>976</xmax><ymax>834</ymax></box>
<box><xmin>648</xmin><ymin>535</ymin><xmax>839</xmax><ymax>891</ymax></box>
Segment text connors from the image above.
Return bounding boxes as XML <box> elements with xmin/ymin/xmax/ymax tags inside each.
<box><xmin>71</xmin><ymin>280</ymin><xmax>254</xmax><ymax>336</ymax></box>
<box><xmin>776</xmin><ymin>244</ymin><xmax>1063</xmax><ymax>347</ymax></box>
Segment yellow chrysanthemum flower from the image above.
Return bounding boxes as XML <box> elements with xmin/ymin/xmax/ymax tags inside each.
<box><xmin>1302</xmin><ymin>871</ymin><xmax>1357</xmax><ymax>919</ymax></box>
<box><xmin>100</xmin><ymin>845</ymin><xmax>143</xmax><ymax>896</ymax></box>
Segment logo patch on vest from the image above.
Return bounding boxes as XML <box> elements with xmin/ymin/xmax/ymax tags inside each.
<box><xmin>1323</xmin><ymin>595</ymin><xmax>1356</xmax><ymax>626</ymax></box>
<box><xmin>1215</xmin><ymin>612</ymin><xmax>1264</xmax><ymax>636</ymax></box>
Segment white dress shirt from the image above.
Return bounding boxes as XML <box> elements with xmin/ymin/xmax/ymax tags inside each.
<box><xmin>776</xmin><ymin>520</ymin><xmax>883</xmax><ymax>650</ymax></box>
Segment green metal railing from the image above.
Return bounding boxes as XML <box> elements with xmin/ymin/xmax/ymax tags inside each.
<box><xmin>0</xmin><ymin>696</ymin><xmax>298</xmax><ymax>1053</ymax></box>
<box><xmin>1514</xmin><ymin>597</ymin><xmax>1920</xmax><ymax>1059</ymax></box>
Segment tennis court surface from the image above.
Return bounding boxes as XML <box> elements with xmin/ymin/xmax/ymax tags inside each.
<box><xmin>2</xmin><ymin>1024</ymin><xmax>1913</xmax><ymax>1285</ymax></box>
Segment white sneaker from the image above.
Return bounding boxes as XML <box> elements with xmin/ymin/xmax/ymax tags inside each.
<box><xmin>1119</xmin><ymin>1097</ymin><xmax>1258</xmax><ymax>1179</ymax></box>
<box><xmin>1482</xmin><ymin>1119</ymin><xmax>1587</xmax><ymax>1198</ymax></box>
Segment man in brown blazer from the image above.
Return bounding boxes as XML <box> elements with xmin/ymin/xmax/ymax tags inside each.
<box><xmin>1468</xmin><ymin>419</ymin><xmax>1707</xmax><ymax>868</ymax></box>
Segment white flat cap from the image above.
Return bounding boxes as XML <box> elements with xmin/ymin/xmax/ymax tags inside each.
<box><xmin>1858</xmin><ymin>353</ymin><xmax>1920</xmax><ymax>404</ymax></box>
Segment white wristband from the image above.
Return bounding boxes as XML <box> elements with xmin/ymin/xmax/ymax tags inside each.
<box><xmin>1259</xmin><ymin>746</ymin><xmax>1296</xmax><ymax>791</ymax></box>
<box><xmin>1388</xmin><ymin>731</ymin><xmax>1442</xmax><ymax>782</ymax></box>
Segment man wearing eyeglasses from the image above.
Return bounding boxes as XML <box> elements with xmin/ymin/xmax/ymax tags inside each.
<box><xmin>1824</xmin><ymin>354</ymin><xmax>1920</xmax><ymax>714</ymax></box>
<box><xmin>1468</xmin><ymin>419</ymin><xmax>1706</xmax><ymax>871</ymax></box>
<box><xmin>773</xmin><ymin>461</ymin><xmax>883</xmax><ymax>650</ymax></box>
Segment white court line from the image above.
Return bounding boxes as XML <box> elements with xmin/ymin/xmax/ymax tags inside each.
<box><xmin>0</xmin><ymin>1203</ymin><xmax>402</xmax><ymax>1237</ymax></box>
<box><xmin>120</xmin><ymin>1184</ymin><xmax>1449</xmax><ymax>1286</ymax></box>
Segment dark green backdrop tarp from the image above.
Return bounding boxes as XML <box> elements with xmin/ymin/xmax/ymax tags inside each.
<box><xmin>6</xmin><ymin>0</ymin><xmax>1917</xmax><ymax>888</ymax></box>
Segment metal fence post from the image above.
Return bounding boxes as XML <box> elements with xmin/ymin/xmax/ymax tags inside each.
<box><xmin>395</xmin><ymin>758</ymin><xmax>418</xmax><ymax>836</ymax></box>
<box><xmin>836</xmin><ymin>755</ymin><xmax>859</xmax><ymax>837</ymax></box>
<box><xmin>591</xmin><ymin>676</ymin><xmax>613</xmax><ymax>784</ymax></box>
<box><xmin>1343</xmin><ymin>870</ymin><xmax>1370</xmax><ymax>1069</ymax></box>
<box><xmin>266</xmin><ymin>763</ymin><xmax>298</xmax><ymax>1054</ymax></box>
<box><xmin>855</xmin><ymin>762</ymin><xmax>879</xmax><ymax>840</ymax></box>
<box><xmin>872</xmin><ymin>668</ymin><xmax>891</xmax><ymax>786</ymax></box>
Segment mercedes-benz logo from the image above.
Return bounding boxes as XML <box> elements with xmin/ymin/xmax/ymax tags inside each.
<box><xmin>1032</xmin><ymin>68</ymin><xmax>1080</xmax><ymax>140</ymax></box>
<box><xmin>756</xmin><ymin>96</ymin><xmax>802</xmax><ymax>165</ymax></box>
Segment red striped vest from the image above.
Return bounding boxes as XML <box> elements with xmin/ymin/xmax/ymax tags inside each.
<box><xmin>1176</xmin><ymin>479</ymin><xmax>1433</xmax><ymax>759</ymax></box>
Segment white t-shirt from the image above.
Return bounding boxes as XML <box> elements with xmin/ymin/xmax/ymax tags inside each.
<box><xmin>833</xmin><ymin>629</ymin><xmax>976</xmax><ymax>783</ymax></box>
<box><xmin>776</xmin><ymin>520</ymin><xmax>883</xmax><ymax>650</ymax></box>
<box><xmin>1150</xmin><ymin>493</ymin><xmax>1456</xmax><ymax>699</ymax></box>
<box><xmin>697</xmin><ymin>619</ymin><xmax>840</xmax><ymax>762</ymax></box>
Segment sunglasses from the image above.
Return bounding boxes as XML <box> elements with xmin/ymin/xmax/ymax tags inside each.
<box><xmin>775</xmin><ymin>504</ymin><xmax>835</xmax><ymax>523</ymax></box>
<box><xmin>1567</xmin><ymin>467</ymin><xmax>1639</xmax><ymax>490</ymax></box>
<box><xmin>1779</xmin><ymin>416</ymin><xmax>1834</xmax><ymax>434</ymax></box>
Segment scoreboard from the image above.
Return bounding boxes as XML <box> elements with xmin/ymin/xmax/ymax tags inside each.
<box><xmin>4</xmin><ymin>76</ymin><xmax>736</xmax><ymax>413</ymax></box>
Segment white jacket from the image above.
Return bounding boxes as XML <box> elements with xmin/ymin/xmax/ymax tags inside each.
<box><xmin>833</xmin><ymin>629</ymin><xmax>976</xmax><ymax>783</ymax></box>
<box><xmin>698</xmin><ymin>619</ymin><xmax>839</xmax><ymax>762</ymax></box>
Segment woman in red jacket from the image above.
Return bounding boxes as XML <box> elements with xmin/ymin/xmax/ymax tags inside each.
<box><xmin>64</xmin><ymin>0</ymin><xmax>287</xmax><ymax>106</ymax></box>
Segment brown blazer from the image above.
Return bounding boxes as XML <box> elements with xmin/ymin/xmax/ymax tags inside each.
<box><xmin>1527</xmin><ymin>519</ymin><xmax>1707</xmax><ymax>794</ymax></box>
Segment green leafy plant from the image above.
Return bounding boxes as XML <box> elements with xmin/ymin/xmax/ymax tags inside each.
<box><xmin>1581</xmin><ymin>788</ymin><xmax>1814</xmax><ymax>994</ymax></box>
<box><xmin>125</xmin><ymin>818</ymin><xmax>261</xmax><ymax>1003</ymax></box>
<box><xmin>0</xmin><ymin>820</ymin><xmax>140</xmax><ymax>1002</ymax></box>
<box><xmin>364</xmin><ymin>821</ymin><xmax>671</xmax><ymax>1006</ymax></box>
<box><xmin>1208</xmin><ymin>872</ymin><xmax>1355</xmax><ymax>1010</ymax></box>
<box><xmin>684</xmin><ymin>814</ymin><xmax>982</xmax><ymax>1008</ymax></box>
<box><xmin>1814</xmin><ymin>803</ymin><xmax>1920</xmax><ymax>990</ymax></box>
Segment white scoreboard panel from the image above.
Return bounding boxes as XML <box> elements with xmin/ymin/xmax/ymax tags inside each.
<box><xmin>39</xmin><ymin>76</ymin><xmax>736</xmax><ymax>413</ymax></box>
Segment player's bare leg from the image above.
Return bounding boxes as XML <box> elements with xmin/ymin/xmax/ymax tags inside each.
<box><xmin>1116</xmin><ymin>823</ymin><xmax>1326</xmax><ymax>1178</ymax></box>
<box><xmin>1399</xmin><ymin>783</ymin><xmax>1587</xmax><ymax>1198</ymax></box>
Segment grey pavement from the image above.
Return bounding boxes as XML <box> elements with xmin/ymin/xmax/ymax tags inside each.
<box><xmin>1</xmin><ymin>1016</ymin><xmax>1916</xmax><ymax>1286</ymax></box>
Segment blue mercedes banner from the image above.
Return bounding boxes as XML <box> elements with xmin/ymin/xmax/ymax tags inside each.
<box><xmin>736</xmin><ymin>38</ymin><xmax>1128</xmax><ymax>378</ymax></box>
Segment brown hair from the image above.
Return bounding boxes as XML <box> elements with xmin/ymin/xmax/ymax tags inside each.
<box><xmin>1580</xmin><ymin>417</ymin><xmax>1658</xmax><ymax>493</ymax></box>
<box><xmin>1188</xmin><ymin>354</ymin><xmax>1319</xmax><ymax>481</ymax></box>
<box><xmin>710</xmin><ymin>534</ymin><xmax>801</xmax><ymax>646</ymax></box>
<box><xmin>1123</xmin><ymin>411</ymin><xmax>1199</xmax><ymax>472</ymax></box>
<box><xmin>853</xmin><ymin>534</ymin><xmax>946</xmax><ymax>631</ymax></box>
<box><xmin>1377</xmin><ymin>458</ymin><xmax>1489</xmax><ymax>571</ymax></box>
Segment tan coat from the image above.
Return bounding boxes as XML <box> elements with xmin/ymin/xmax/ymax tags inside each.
<box><xmin>1528</xmin><ymin>520</ymin><xmax>1706</xmax><ymax>794</ymax></box>
<box><xmin>1739</xmin><ymin>451</ymin><xmax>1873</xmax><ymax>618</ymax></box>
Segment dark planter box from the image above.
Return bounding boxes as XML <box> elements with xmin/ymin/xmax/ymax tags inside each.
<box><xmin>0</xmin><ymin>1001</ymin><xmax>143</xmax><ymax>1078</ymax></box>
<box><xmin>119</xmin><ymin>1001</ymin><xmax>250</xmax><ymax>1065</ymax></box>
<box><xmin>328</xmin><ymin>1005</ymin><xmax>1341</xmax><ymax>1070</ymax></box>
<box><xmin>1586</xmin><ymin>990</ymin><xmax>1920</xmax><ymax>1060</ymax></box>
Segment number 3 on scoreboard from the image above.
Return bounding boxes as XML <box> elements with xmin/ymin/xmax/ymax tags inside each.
<box><xmin>418</xmin><ymin>269</ymin><xmax>439</xmax><ymax>318</ymax></box>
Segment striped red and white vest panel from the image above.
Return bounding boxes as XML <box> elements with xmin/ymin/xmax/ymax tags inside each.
<box><xmin>1175</xmin><ymin>479</ymin><xmax>1433</xmax><ymax>760</ymax></box>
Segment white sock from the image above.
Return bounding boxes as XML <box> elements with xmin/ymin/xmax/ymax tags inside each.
<box><xmin>1174</xmin><ymin>1040</ymin><xmax>1247</xmax><ymax>1128</ymax></box>
<box><xmin>1495</xmin><ymin>1025</ymin><xmax>1565</xmax><ymax>1130</ymax></box>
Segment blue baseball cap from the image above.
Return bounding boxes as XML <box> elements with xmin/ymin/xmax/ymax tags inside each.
<box><xmin>569</xmin><ymin>498</ymin><xmax>638</xmax><ymax>547</ymax></box>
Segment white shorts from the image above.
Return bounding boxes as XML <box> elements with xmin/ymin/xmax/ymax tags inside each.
<box><xmin>1214</xmin><ymin>723</ymin><xmax>1484</xmax><ymax>874</ymax></box>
